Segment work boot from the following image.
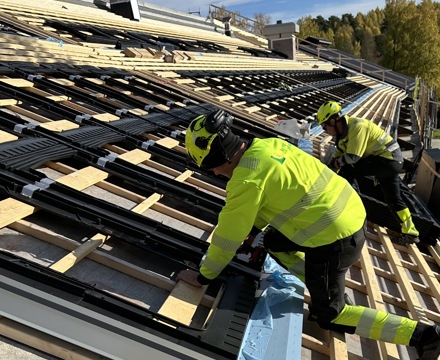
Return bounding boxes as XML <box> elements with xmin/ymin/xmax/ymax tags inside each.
<box><xmin>396</xmin><ymin>208</ymin><xmax>420</xmax><ymax>240</ymax></box>
<box><xmin>308</xmin><ymin>293</ymin><xmax>354</xmax><ymax>321</ymax></box>
<box><xmin>415</xmin><ymin>324</ymin><xmax>440</xmax><ymax>360</ymax></box>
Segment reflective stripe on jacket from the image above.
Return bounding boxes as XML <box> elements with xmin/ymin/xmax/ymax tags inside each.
<box><xmin>335</xmin><ymin>116</ymin><xmax>403</xmax><ymax>166</ymax></box>
<box><xmin>200</xmin><ymin>137</ymin><xmax>366</xmax><ymax>280</ymax></box>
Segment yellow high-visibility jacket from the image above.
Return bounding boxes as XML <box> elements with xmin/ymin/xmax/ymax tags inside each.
<box><xmin>200</xmin><ymin>137</ymin><xmax>366</xmax><ymax>280</ymax></box>
<box><xmin>334</xmin><ymin>116</ymin><xmax>402</xmax><ymax>167</ymax></box>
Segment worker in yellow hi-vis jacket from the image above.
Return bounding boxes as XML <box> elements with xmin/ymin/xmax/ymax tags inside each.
<box><xmin>317</xmin><ymin>100</ymin><xmax>419</xmax><ymax>245</ymax></box>
<box><xmin>177</xmin><ymin>108</ymin><xmax>440</xmax><ymax>360</ymax></box>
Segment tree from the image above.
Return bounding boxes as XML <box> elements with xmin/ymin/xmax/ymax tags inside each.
<box><xmin>314</xmin><ymin>15</ymin><xmax>329</xmax><ymax>32</ymax></box>
<box><xmin>253</xmin><ymin>12</ymin><xmax>272</xmax><ymax>35</ymax></box>
<box><xmin>360</xmin><ymin>28</ymin><xmax>379</xmax><ymax>62</ymax></box>
<box><xmin>334</xmin><ymin>24</ymin><xmax>357</xmax><ymax>55</ymax></box>
<box><xmin>406</xmin><ymin>0</ymin><xmax>440</xmax><ymax>87</ymax></box>
<box><xmin>298</xmin><ymin>16</ymin><xmax>321</xmax><ymax>39</ymax></box>
<box><xmin>341</xmin><ymin>13</ymin><xmax>358</xmax><ymax>29</ymax></box>
<box><xmin>235</xmin><ymin>14</ymin><xmax>251</xmax><ymax>32</ymax></box>
<box><xmin>210</xmin><ymin>5</ymin><xmax>229</xmax><ymax>22</ymax></box>
<box><xmin>380</xmin><ymin>0</ymin><xmax>415</xmax><ymax>71</ymax></box>
<box><xmin>328</xmin><ymin>15</ymin><xmax>341</xmax><ymax>30</ymax></box>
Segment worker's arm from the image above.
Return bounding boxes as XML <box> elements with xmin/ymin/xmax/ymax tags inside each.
<box><xmin>177</xmin><ymin>181</ymin><xmax>262</xmax><ymax>287</ymax></box>
<box><xmin>333</xmin><ymin>124</ymin><xmax>368</xmax><ymax>169</ymax></box>
<box><xmin>176</xmin><ymin>228</ymin><xmax>260</xmax><ymax>287</ymax></box>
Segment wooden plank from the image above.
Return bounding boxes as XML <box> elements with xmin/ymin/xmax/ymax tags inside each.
<box><xmin>244</xmin><ymin>106</ymin><xmax>261</xmax><ymax>114</ymax></box>
<box><xmin>328</xmin><ymin>331</ymin><xmax>347</xmax><ymax>360</ymax></box>
<box><xmin>407</xmin><ymin>244</ymin><xmax>440</xmax><ymax>301</ymax></box>
<box><xmin>231</xmin><ymin>101</ymin><xmax>247</xmax><ymax>107</ymax></box>
<box><xmin>55</xmin><ymin>166</ymin><xmax>109</xmax><ymax>190</ymax></box>
<box><xmin>374</xmin><ymin>225</ymin><xmax>430</xmax><ymax>323</ymax></box>
<box><xmin>92</xmin><ymin>113</ymin><xmax>120</xmax><ymax>122</ymax></box>
<box><xmin>46</xmin><ymin>161</ymin><xmax>144</xmax><ymax>203</ymax></box>
<box><xmin>428</xmin><ymin>244</ymin><xmax>440</xmax><ymax>269</ymax></box>
<box><xmin>8</xmin><ymin>105</ymin><xmax>53</xmax><ymax>123</ymax></box>
<box><xmin>157</xmin><ymin>224</ymin><xmax>215</xmax><ymax>325</ymax></box>
<box><xmin>152</xmin><ymin>203</ymin><xmax>214</xmax><ymax>231</ymax></box>
<box><xmin>0</xmin><ymin>98</ymin><xmax>20</xmax><ymax>106</ymax></box>
<box><xmin>50</xmin><ymin>191</ymin><xmax>161</xmax><ymax>273</ymax></box>
<box><xmin>216</xmin><ymin>95</ymin><xmax>235</xmax><ymax>101</ymax></box>
<box><xmin>8</xmin><ymin>219</ymin><xmax>216</xmax><ymax>308</ymax></box>
<box><xmin>46</xmin><ymin>95</ymin><xmax>70</xmax><ymax>102</ymax></box>
<box><xmin>359</xmin><ymin>242</ymin><xmax>400</xmax><ymax>359</ymax></box>
<box><xmin>85</xmin><ymin>77</ymin><xmax>106</xmax><ymax>85</ymax></box>
<box><xmin>0</xmin><ymin>78</ymin><xmax>33</xmax><ymax>87</ymax></box>
<box><xmin>105</xmin><ymin>143</ymin><xmax>224</xmax><ymax>197</ymax></box>
<box><xmin>0</xmin><ymin>130</ymin><xmax>18</xmax><ymax>143</ymax></box>
<box><xmin>154</xmin><ymin>71</ymin><xmax>181</xmax><ymax>78</ymax></box>
<box><xmin>154</xmin><ymin>103</ymin><xmax>170</xmax><ymax>112</ymax></box>
<box><xmin>157</xmin><ymin>281</ymin><xmax>208</xmax><ymax>325</ymax></box>
<box><xmin>63</xmin><ymin>101</ymin><xmax>99</xmax><ymax>115</ymax></box>
<box><xmin>302</xmin><ymin>334</ymin><xmax>330</xmax><ymax>357</ymax></box>
<box><xmin>0</xmin><ymin>198</ymin><xmax>36</xmax><ymax>228</ymax></box>
<box><xmin>172</xmin><ymin>78</ymin><xmax>195</xmax><ymax>84</ymax></box>
<box><xmin>38</xmin><ymin>120</ymin><xmax>79</xmax><ymax>132</ymax></box>
<box><xmin>50</xmin><ymin>234</ymin><xmax>107</xmax><ymax>272</ymax></box>
<box><xmin>49</xmin><ymin>160</ymin><xmax>197</xmax><ymax>273</ymax></box>
<box><xmin>131</xmin><ymin>193</ymin><xmax>162</xmax><ymax>214</ymax></box>
<box><xmin>174</xmin><ymin>170</ymin><xmax>193</xmax><ymax>182</ymax></box>
<box><xmin>128</xmin><ymin>108</ymin><xmax>149</xmax><ymax>116</ymax></box>
<box><xmin>118</xmin><ymin>149</ymin><xmax>152</xmax><ymax>164</ymax></box>
<box><xmin>193</xmin><ymin>86</ymin><xmax>211</xmax><ymax>92</ymax></box>
<box><xmin>155</xmin><ymin>137</ymin><xmax>179</xmax><ymax>149</ymax></box>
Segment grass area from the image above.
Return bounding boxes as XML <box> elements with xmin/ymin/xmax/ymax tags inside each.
<box><xmin>433</xmin><ymin>129</ymin><xmax>440</xmax><ymax>139</ymax></box>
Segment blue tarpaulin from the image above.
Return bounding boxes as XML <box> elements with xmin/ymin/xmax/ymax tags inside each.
<box><xmin>238</xmin><ymin>257</ymin><xmax>305</xmax><ymax>360</ymax></box>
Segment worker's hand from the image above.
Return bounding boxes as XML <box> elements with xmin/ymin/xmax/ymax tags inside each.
<box><xmin>236</xmin><ymin>234</ymin><xmax>255</xmax><ymax>254</ymax></box>
<box><xmin>331</xmin><ymin>158</ymin><xmax>341</xmax><ymax>171</ymax></box>
<box><xmin>176</xmin><ymin>269</ymin><xmax>203</xmax><ymax>288</ymax></box>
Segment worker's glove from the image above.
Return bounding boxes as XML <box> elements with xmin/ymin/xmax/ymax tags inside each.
<box><xmin>330</xmin><ymin>157</ymin><xmax>341</xmax><ymax>171</ymax></box>
<box><xmin>236</xmin><ymin>242</ymin><xmax>254</xmax><ymax>255</ymax></box>
<box><xmin>236</xmin><ymin>235</ymin><xmax>255</xmax><ymax>254</ymax></box>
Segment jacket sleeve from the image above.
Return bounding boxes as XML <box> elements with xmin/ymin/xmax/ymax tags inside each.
<box><xmin>336</xmin><ymin>124</ymin><xmax>367</xmax><ymax>166</ymax></box>
<box><xmin>199</xmin><ymin>180</ymin><xmax>263</xmax><ymax>280</ymax></box>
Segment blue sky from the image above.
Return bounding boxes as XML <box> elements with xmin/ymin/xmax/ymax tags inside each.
<box><xmin>142</xmin><ymin>0</ymin><xmax>386</xmax><ymax>23</ymax></box>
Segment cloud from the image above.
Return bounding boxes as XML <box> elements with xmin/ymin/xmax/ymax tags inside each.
<box><xmin>141</xmin><ymin>0</ymin><xmax>386</xmax><ymax>23</ymax></box>
<box><xmin>267</xmin><ymin>0</ymin><xmax>384</xmax><ymax>23</ymax></box>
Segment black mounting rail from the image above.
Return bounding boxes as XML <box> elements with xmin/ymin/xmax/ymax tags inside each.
<box><xmin>0</xmin><ymin>72</ymin><xmax>237</xmax><ymax>174</ymax></box>
<box><xmin>0</xmin><ymin>113</ymin><xmax>225</xmax><ymax>214</ymax></box>
<box><xmin>0</xmin><ymin>167</ymin><xmax>259</xmax><ymax>279</ymax></box>
<box><xmin>10</xmin><ymin>64</ymin><xmax>291</xmax><ymax>140</ymax></box>
<box><xmin>0</xmin><ymin>250</ymin><xmax>257</xmax><ymax>359</ymax></box>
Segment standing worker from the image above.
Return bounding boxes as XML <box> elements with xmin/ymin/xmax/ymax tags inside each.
<box><xmin>317</xmin><ymin>101</ymin><xmax>420</xmax><ymax>245</ymax></box>
<box><xmin>177</xmin><ymin>108</ymin><xmax>440</xmax><ymax>360</ymax></box>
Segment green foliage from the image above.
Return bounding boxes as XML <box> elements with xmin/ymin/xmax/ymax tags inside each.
<box><xmin>295</xmin><ymin>1</ymin><xmax>440</xmax><ymax>89</ymax></box>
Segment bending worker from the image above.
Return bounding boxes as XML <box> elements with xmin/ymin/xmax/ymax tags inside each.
<box><xmin>177</xmin><ymin>108</ymin><xmax>440</xmax><ymax>360</ymax></box>
<box><xmin>317</xmin><ymin>101</ymin><xmax>419</xmax><ymax>245</ymax></box>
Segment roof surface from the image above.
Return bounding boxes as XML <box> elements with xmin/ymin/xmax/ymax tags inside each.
<box><xmin>0</xmin><ymin>1</ymin><xmax>439</xmax><ymax>359</ymax></box>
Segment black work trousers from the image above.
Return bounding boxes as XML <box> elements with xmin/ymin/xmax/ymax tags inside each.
<box><xmin>264</xmin><ymin>223</ymin><xmax>366</xmax><ymax>332</ymax></box>
<box><xmin>338</xmin><ymin>156</ymin><xmax>407</xmax><ymax>211</ymax></box>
